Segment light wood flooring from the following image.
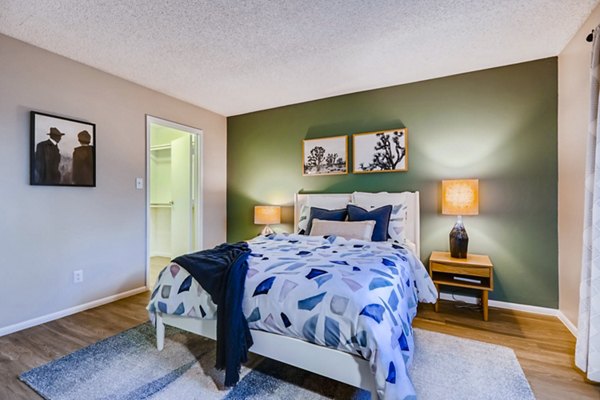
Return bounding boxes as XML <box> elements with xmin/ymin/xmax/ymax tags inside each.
<box><xmin>0</xmin><ymin>292</ymin><xmax>598</xmax><ymax>399</ymax></box>
<box><xmin>149</xmin><ymin>256</ymin><xmax>170</xmax><ymax>288</ymax></box>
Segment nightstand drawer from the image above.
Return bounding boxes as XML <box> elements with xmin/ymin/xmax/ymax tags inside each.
<box><xmin>430</xmin><ymin>262</ymin><xmax>491</xmax><ymax>278</ymax></box>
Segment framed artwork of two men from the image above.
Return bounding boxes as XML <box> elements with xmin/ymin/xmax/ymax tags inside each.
<box><xmin>30</xmin><ymin>111</ymin><xmax>96</xmax><ymax>187</ymax></box>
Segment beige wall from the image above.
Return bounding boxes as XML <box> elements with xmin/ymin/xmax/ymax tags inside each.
<box><xmin>0</xmin><ymin>34</ymin><xmax>227</xmax><ymax>332</ymax></box>
<box><xmin>558</xmin><ymin>5</ymin><xmax>600</xmax><ymax>328</ymax></box>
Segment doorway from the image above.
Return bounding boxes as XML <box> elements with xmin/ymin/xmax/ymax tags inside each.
<box><xmin>146</xmin><ymin>116</ymin><xmax>203</xmax><ymax>288</ymax></box>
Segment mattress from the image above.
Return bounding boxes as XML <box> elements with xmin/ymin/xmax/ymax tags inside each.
<box><xmin>148</xmin><ymin>233</ymin><xmax>437</xmax><ymax>399</ymax></box>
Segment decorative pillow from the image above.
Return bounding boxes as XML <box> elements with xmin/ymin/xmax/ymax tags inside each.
<box><xmin>352</xmin><ymin>192</ymin><xmax>408</xmax><ymax>243</ymax></box>
<box><xmin>305</xmin><ymin>207</ymin><xmax>348</xmax><ymax>235</ymax></box>
<box><xmin>309</xmin><ymin>219</ymin><xmax>376</xmax><ymax>241</ymax></box>
<box><xmin>346</xmin><ymin>204</ymin><xmax>392</xmax><ymax>242</ymax></box>
<box><xmin>297</xmin><ymin>195</ymin><xmax>351</xmax><ymax>233</ymax></box>
<box><xmin>297</xmin><ymin>204</ymin><xmax>311</xmax><ymax>233</ymax></box>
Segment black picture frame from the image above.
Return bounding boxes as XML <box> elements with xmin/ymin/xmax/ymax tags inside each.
<box><xmin>30</xmin><ymin>111</ymin><xmax>96</xmax><ymax>187</ymax></box>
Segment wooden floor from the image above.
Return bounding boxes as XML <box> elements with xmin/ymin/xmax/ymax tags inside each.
<box><xmin>149</xmin><ymin>256</ymin><xmax>170</xmax><ymax>288</ymax></box>
<box><xmin>0</xmin><ymin>293</ymin><xmax>150</xmax><ymax>400</ymax></box>
<box><xmin>1</xmin><ymin>292</ymin><xmax>598</xmax><ymax>399</ymax></box>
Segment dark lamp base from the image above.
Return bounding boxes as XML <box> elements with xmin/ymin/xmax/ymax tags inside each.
<box><xmin>449</xmin><ymin>222</ymin><xmax>469</xmax><ymax>258</ymax></box>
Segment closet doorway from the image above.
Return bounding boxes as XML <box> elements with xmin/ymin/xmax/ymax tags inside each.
<box><xmin>146</xmin><ymin>116</ymin><xmax>203</xmax><ymax>288</ymax></box>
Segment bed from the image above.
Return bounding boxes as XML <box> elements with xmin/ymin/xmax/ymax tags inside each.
<box><xmin>148</xmin><ymin>192</ymin><xmax>437</xmax><ymax>399</ymax></box>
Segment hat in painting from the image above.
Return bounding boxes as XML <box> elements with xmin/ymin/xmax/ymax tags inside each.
<box><xmin>47</xmin><ymin>127</ymin><xmax>65</xmax><ymax>136</ymax></box>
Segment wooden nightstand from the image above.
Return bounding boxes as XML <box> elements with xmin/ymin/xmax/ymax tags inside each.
<box><xmin>428</xmin><ymin>251</ymin><xmax>494</xmax><ymax>321</ymax></box>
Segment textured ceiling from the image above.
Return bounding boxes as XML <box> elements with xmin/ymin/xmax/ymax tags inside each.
<box><xmin>1</xmin><ymin>1</ymin><xmax>598</xmax><ymax>116</ymax></box>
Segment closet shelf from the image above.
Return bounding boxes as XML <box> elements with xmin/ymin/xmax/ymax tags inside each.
<box><xmin>150</xmin><ymin>144</ymin><xmax>171</xmax><ymax>151</ymax></box>
<box><xmin>150</xmin><ymin>202</ymin><xmax>173</xmax><ymax>208</ymax></box>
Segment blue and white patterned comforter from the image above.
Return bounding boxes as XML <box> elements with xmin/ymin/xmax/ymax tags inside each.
<box><xmin>148</xmin><ymin>234</ymin><xmax>437</xmax><ymax>399</ymax></box>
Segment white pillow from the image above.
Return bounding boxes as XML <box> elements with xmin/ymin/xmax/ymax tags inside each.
<box><xmin>351</xmin><ymin>192</ymin><xmax>408</xmax><ymax>243</ymax></box>
<box><xmin>403</xmin><ymin>239</ymin><xmax>417</xmax><ymax>253</ymax></box>
<box><xmin>296</xmin><ymin>195</ymin><xmax>351</xmax><ymax>233</ymax></box>
<box><xmin>297</xmin><ymin>204</ymin><xmax>311</xmax><ymax>232</ymax></box>
<box><xmin>309</xmin><ymin>219</ymin><xmax>375</xmax><ymax>241</ymax></box>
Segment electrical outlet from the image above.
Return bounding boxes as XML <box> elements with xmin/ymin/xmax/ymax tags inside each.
<box><xmin>136</xmin><ymin>177</ymin><xmax>144</xmax><ymax>189</ymax></box>
<box><xmin>73</xmin><ymin>270</ymin><xmax>83</xmax><ymax>283</ymax></box>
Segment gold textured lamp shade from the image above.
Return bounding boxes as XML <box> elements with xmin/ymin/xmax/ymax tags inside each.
<box><xmin>442</xmin><ymin>179</ymin><xmax>479</xmax><ymax>216</ymax></box>
<box><xmin>441</xmin><ymin>179</ymin><xmax>479</xmax><ymax>258</ymax></box>
<box><xmin>254</xmin><ymin>206</ymin><xmax>281</xmax><ymax>235</ymax></box>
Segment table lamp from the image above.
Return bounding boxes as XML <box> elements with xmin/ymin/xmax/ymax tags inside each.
<box><xmin>442</xmin><ymin>179</ymin><xmax>479</xmax><ymax>258</ymax></box>
<box><xmin>254</xmin><ymin>205</ymin><xmax>281</xmax><ymax>235</ymax></box>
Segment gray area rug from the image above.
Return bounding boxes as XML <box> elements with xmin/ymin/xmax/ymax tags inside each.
<box><xmin>20</xmin><ymin>322</ymin><xmax>535</xmax><ymax>400</ymax></box>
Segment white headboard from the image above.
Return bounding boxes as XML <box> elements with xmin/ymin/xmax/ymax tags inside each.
<box><xmin>294</xmin><ymin>192</ymin><xmax>420</xmax><ymax>257</ymax></box>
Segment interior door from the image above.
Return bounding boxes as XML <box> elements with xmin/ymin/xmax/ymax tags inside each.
<box><xmin>170</xmin><ymin>135</ymin><xmax>192</xmax><ymax>257</ymax></box>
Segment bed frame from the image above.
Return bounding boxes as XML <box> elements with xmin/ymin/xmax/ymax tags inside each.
<box><xmin>155</xmin><ymin>191</ymin><xmax>421</xmax><ymax>399</ymax></box>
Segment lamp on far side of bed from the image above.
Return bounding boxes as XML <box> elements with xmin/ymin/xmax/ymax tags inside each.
<box><xmin>442</xmin><ymin>179</ymin><xmax>479</xmax><ymax>258</ymax></box>
<box><xmin>254</xmin><ymin>205</ymin><xmax>281</xmax><ymax>235</ymax></box>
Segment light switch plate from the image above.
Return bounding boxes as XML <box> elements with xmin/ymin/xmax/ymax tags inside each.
<box><xmin>136</xmin><ymin>178</ymin><xmax>144</xmax><ymax>189</ymax></box>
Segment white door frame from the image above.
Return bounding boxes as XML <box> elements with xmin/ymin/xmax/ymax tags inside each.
<box><xmin>145</xmin><ymin>115</ymin><xmax>204</xmax><ymax>289</ymax></box>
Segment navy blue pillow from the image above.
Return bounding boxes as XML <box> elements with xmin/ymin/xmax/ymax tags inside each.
<box><xmin>305</xmin><ymin>207</ymin><xmax>348</xmax><ymax>235</ymax></box>
<box><xmin>346</xmin><ymin>204</ymin><xmax>392</xmax><ymax>242</ymax></box>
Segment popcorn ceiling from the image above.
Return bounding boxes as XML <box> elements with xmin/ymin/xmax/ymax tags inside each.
<box><xmin>0</xmin><ymin>0</ymin><xmax>597</xmax><ymax>116</ymax></box>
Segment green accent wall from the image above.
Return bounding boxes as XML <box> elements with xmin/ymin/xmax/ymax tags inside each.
<box><xmin>227</xmin><ymin>58</ymin><xmax>558</xmax><ymax>308</ymax></box>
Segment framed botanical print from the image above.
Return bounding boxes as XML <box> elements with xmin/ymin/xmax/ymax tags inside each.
<box><xmin>30</xmin><ymin>111</ymin><xmax>96</xmax><ymax>187</ymax></box>
<box><xmin>353</xmin><ymin>128</ymin><xmax>407</xmax><ymax>173</ymax></box>
<box><xmin>302</xmin><ymin>135</ymin><xmax>348</xmax><ymax>176</ymax></box>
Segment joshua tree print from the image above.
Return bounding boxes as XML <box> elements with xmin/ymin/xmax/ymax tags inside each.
<box><xmin>325</xmin><ymin>152</ymin><xmax>339</xmax><ymax>168</ymax></box>
<box><xmin>303</xmin><ymin>136</ymin><xmax>348</xmax><ymax>176</ymax></box>
<box><xmin>306</xmin><ymin>146</ymin><xmax>326</xmax><ymax>172</ymax></box>
<box><xmin>354</xmin><ymin>129</ymin><xmax>407</xmax><ymax>173</ymax></box>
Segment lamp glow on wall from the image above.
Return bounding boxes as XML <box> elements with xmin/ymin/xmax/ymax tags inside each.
<box><xmin>254</xmin><ymin>205</ymin><xmax>281</xmax><ymax>236</ymax></box>
<box><xmin>442</xmin><ymin>179</ymin><xmax>479</xmax><ymax>258</ymax></box>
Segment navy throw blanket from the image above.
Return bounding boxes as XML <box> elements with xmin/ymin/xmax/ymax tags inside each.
<box><xmin>172</xmin><ymin>242</ymin><xmax>253</xmax><ymax>386</ymax></box>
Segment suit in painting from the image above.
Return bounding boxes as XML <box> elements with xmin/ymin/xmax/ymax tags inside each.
<box><xmin>34</xmin><ymin>139</ymin><xmax>61</xmax><ymax>184</ymax></box>
<box><xmin>72</xmin><ymin>145</ymin><xmax>94</xmax><ymax>185</ymax></box>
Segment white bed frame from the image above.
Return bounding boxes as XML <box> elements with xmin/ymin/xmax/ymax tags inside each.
<box><xmin>294</xmin><ymin>192</ymin><xmax>420</xmax><ymax>257</ymax></box>
<box><xmin>155</xmin><ymin>191</ymin><xmax>421</xmax><ymax>400</ymax></box>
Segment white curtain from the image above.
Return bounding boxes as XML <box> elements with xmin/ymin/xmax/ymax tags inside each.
<box><xmin>577</xmin><ymin>24</ymin><xmax>600</xmax><ymax>383</ymax></box>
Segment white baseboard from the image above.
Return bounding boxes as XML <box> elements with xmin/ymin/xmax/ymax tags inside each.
<box><xmin>557</xmin><ymin>311</ymin><xmax>578</xmax><ymax>337</ymax></box>
<box><xmin>150</xmin><ymin>251</ymin><xmax>171</xmax><ymax>258</ymax></box>
<box><xmin>2</xmin><ymin>286</ymin><xmax>579</xmax><ymax>340</ymax></box>
<box><xmin>438</xmin><ymin>292</ymin><xmax>577</xmax><ymax>337</ymax></box>
<box><xmin>487</xmin><ymin>299</ymin><xmax>559</xmax><ymax>316</ymax></box>
<box><xmin>0</xmin><ymin>286</ymin><xmax>148</xmax><ymax>337</ymax></box>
